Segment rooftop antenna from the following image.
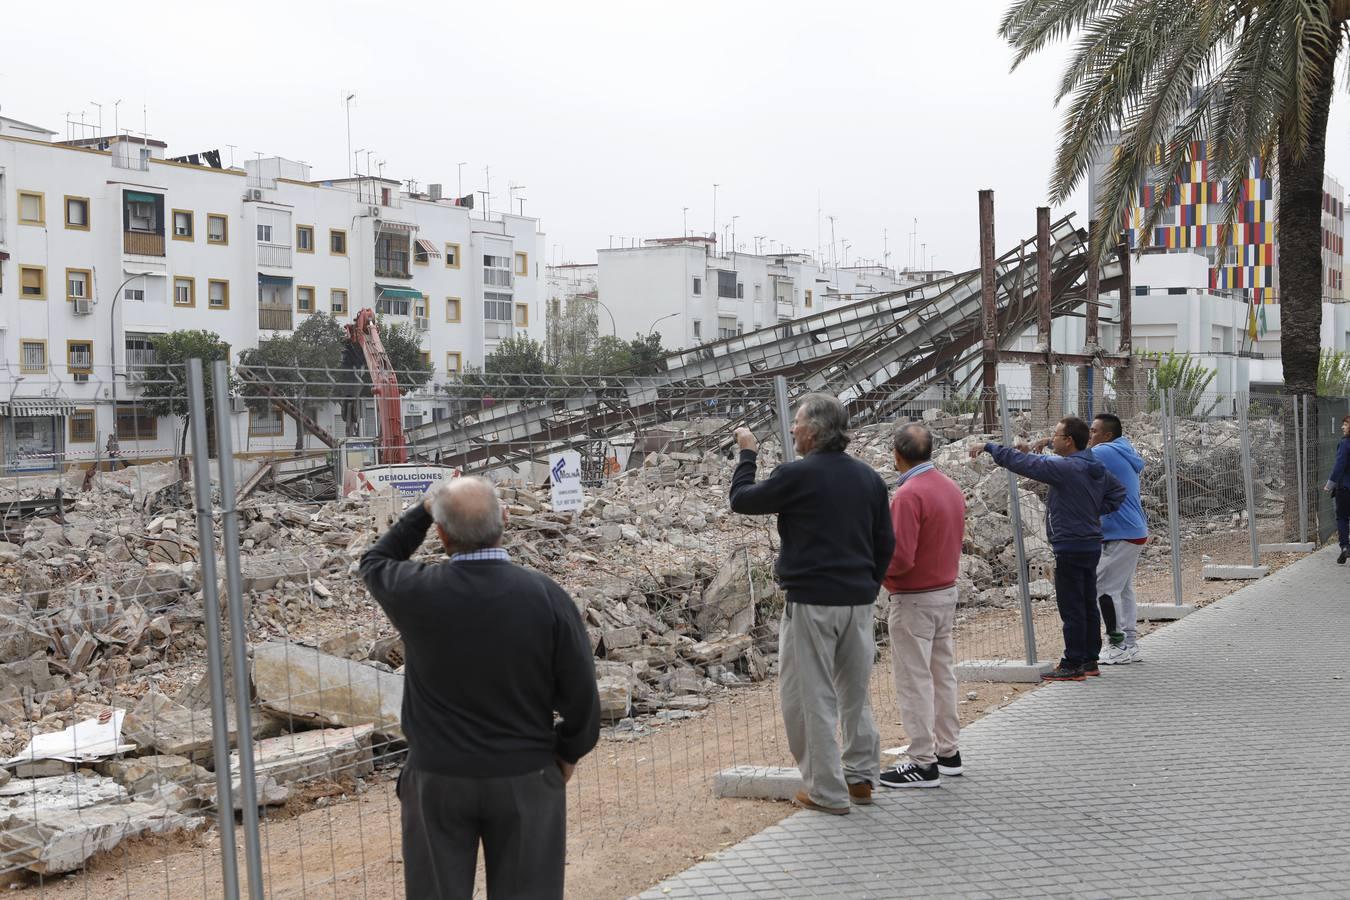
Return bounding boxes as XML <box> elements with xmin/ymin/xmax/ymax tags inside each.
<box><xmin>90</xmin><ymin>102</ymin><xmax>103</xmax><ymax>140</ymax></box>
<box><xmin>712</xmin><ymin>183</ymin><xmax>719</xmax><ymax>243</ymax></box>
<box><xmin>377</xmin><ymin>159</ymin><xmax>386</xmax><ymax>180</ymax></box>
<box><xmin>483</xmin><ymin>165</ymin><xmax>492</xmax><ymax>218</ymax></box>
<box><xmin>142</xmin><ymin>104</ymin><xmax>147</xmax><ymax>145</ymax></box>
<box><xmin>113</xmin><ymin>99</ymin><xmax>121</xmax><ymax>139</ymax></box>
<box><xmin>827</xmin><ymin>215</ymin><xmax>838</xmax><ymax>268</ymax></box>
<box><xmin>457</xmin><ymin>162</ymin><xmax>467</xmax><ymax>198</ymax></box>
<box><xmin>353</xmin><ymin>148</ymin><xmax>366</xmax><ymax>177</ymax></box>
<box><xmin>883</xmin><ymin>227</ymin><xmax>890</xmax><ymax>270</ymax></box>
<box><xmin>682</xmin><ymin>207</ymin><xmax>689</xmax><ymax>236</ymax></box>
<box><xmin>344</xmin><ymin>92</ymin><xmax>356</xmax><ymax>178</ymax></box>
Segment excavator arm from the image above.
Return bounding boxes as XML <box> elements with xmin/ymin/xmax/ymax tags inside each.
<box><xmin>345</xmin><ymin>309</ymin><xmax>408</xmax><ymax>464</ymax></box>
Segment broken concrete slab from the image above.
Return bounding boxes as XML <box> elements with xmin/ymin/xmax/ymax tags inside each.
<box><xmin>712</xmin><ymin>765</ymin><xmax>802</xmax><ymax>801</ymax></box>
<box><xmin>232</xmin><ymin>724</ymin><xmax>375</xmax><ymax>786</ymax></box>
<box><xmin>0</xmin><ymin>800</ymin><xmax>190</xmax><ymax>875</ymax></box>
<box><xmin>682</xmin><ymin>634</ymin><xmax>752</xmax><ymax>666</ymax></box>
<box><xmin>696</xmin><ymin>551</ymin><xmax>755</xmax><ymax>637</ymax></box>
<box><xmin>96</xmin><ymin>754</ymin><xmax>211</xmax><ymax>798</ymax></box>
<box><xmin>252</xmin><ymin>642</ymin><xmax>404</xmax><ymax>740</ymax></box>
<box><xmin>122</xmin><ymin>690</ymin><xmax>275</xmax><ymax>763</ymax></box>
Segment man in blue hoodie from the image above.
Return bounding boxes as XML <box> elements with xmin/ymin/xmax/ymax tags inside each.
<box><xmin>970</xmin><ymin>416</ymin><xmax>1125</xmax><ymax>681</ymax></box>
<box><xmin>1089</xmin><ymin>414</ymin><xmax>1149</xmax><ymax>664</ymax></box>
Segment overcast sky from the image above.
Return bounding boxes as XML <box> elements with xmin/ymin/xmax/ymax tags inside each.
<box><xmin>8</xmin><ymin>0</ymin><xmax>1350</xmax><ymax>273</ymax></box>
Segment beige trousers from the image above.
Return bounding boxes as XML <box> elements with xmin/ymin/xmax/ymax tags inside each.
<box><xmin>887</xmin><ymin>587</ymin><xmax>960</xmax><ymax>766</ymax></box>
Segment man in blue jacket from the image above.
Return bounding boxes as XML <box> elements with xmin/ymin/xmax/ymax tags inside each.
<box><xmin>1089</xmin><ymin>414</ymin><xmax>1149</xmax><ymax>664</ymax></box>
<box><xmin>1325</xmin><ymin>414</ymin><xmax>1350</xmax><ymax>564</ymax></box>
<box><xmin>970</xmin><ymin>416</ymin><xmax>1125</xmax><ymax>681</ymax></box>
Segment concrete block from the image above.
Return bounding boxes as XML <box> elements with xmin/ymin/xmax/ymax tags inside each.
<box><xmin>1137</xmin><ymin>603</ymin><xmax>1195</xmax><ymax>621</ymax></box>
<box><xmin>252</xmin><ymin>641</ymin><xmax>404</xmax><ymax>741</ymax></box>
<box><xmin>1258</xmin><ymin>542</ymin><xmax>1316</xmax><ymax>554</ymax></box>
<box><xmin>713</xmin><ymin>765</ymin><xmax>801</xmax><ymax>801</ymax></box>
<box><xmin>1202</xmin><ymin>565</ymin><xmax>1268</xmax><ymax>581</ymax></box>
<box><xmin>232</xmin><ymin>724</ymin><xmax>375</xmax><ymax>786</ymax></box>
<box><xmin>956</xmin><ymin>660</ymin><xmax>1055</xmax><ymax>683</ymax></box>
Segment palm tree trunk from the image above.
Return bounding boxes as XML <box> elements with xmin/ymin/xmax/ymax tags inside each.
<box><xmin>1277</xmin><ymin>37</ymin><xmax>1340</xmax><ymax>537</ymax></box>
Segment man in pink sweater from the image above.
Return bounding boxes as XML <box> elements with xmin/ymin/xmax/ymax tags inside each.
<box><xmin>879</xmin><ymin>423</ymin><xmax>968</xmax><ymax>789</ymax></box>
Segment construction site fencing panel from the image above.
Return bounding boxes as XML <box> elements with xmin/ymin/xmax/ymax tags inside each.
<box><xmin>1314</xmin><ymin>395</ymin><xmax>1350</xmax><ymax>546</ymax></box>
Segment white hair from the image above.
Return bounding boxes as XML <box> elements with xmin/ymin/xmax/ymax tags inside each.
<box><xmin>427</xmin><ymin>477</ymin><xmax>504</xmax><ymax>550</ymax></box>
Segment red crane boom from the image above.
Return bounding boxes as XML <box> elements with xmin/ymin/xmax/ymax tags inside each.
<box><xmin>345</xmin><ymin>309</ymin><xmax>407</xmax><ymax>464</ymax></box>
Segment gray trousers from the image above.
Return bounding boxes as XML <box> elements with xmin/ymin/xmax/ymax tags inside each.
<box><xmin>399</xmin><ymin>764</ymin><xmax>566</xmax><ymax>900</ymax></box>
<box><xmin>1097</xmin><ymin>540</ymin><xmax>1144</xmax><ymax>648</ymax></box>
<box><xmin>887</xmin><ymin>588</ymin><xmax>960</xmax><ymax>766</ymax></box>
<box><xmin>779</xmin><ymin>601</ymin><xmax>881</xmax><ymax>808</ymax></box>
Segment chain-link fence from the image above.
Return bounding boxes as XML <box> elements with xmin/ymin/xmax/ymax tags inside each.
<box><xmin>0</xmin><ymin>361</ymin><xmax>1325</xmax><ymax>898</ymax></box>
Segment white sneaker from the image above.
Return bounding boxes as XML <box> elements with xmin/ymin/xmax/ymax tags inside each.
<box><xmin>1123</xmin><ymin>644</ymin><xmax>1141</xmax><ymax>663</ymax></box>
<box><xmin>1099</xmin><ymin>644</ymin><xmax>1132</xmax><ymax>665</ymax></box>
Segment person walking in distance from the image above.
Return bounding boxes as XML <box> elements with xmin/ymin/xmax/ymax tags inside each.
<box><xmin>360</xmin><ymin>477</ymin><xmax>600</xmax><ymax>900</ymax></box>
<box><xmin>729</xmin><ymin>394</ymin><xmax>895</xmax><ymax>814</ymax></box>
<box><xmin>1326</xmin><ymin>415</ymin><xmax>1350</xmax><ymax>565</ymax></box>
<box><xmin>878</xmin><ymin>424</ymin><xmax>967</xmax><ymax>789</ymax></box>
<box><xmin>970</xmin><ymin>417</ymin><xmax>1125</xmax><ymax>682</ymax></box>
<box><xmin>1088</xmin><ymin>414</ymin><xmax>1148</xmax><ymax>664</ymax></box>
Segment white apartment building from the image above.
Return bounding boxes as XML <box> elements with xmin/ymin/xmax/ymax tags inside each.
<box><xmin>548</xmin><ymin>235</ymin><xmax>950</xmax><ymax>349</ymax></box>
<box><xmin>0</xmin><ymin>115</ymin><xmax>545</xmax><ymax>473</ymax></box>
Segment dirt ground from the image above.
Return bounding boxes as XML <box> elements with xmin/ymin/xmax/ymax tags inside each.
<box><xmin>13</xmin><ymin>528</ymin><xmax>1305</xmax><ymax>900</ymax></box>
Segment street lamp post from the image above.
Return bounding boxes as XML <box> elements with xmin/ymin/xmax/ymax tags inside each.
<box><xmin>646</xmin><ymin>312</ymin><xmax>680</xmax><ymax>338</ymax></box>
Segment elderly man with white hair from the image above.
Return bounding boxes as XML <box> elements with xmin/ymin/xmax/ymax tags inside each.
<box><xmin>360</xmin><ymin>476</ymin><xmax>600</xmax><ymax>900</ymax></box>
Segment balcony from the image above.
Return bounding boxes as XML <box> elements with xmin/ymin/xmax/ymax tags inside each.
<box><xmin>414</xmin><ymin>316</ymin><xmax>430</xmax><ymax>331</ymax></box>
<box><xmin>113</xmin><ymin>154</ymin><xmax>150</xmax><ymax>172</ymax></box>
<box><xmin>375</xmin><ymin>252</ymin><xmax>411</xmax><ymax>279</ymax></box>
<box><xmin>123</xmin><ymin>231</ymin><xmax>165</xmax><ymax>257</ymax></box>
<box><xmin>258</xmin><ymin>306</ymin><xmax>293</xmax><ymax>331</ymax></box>
<box><xmin>258</xmin><ymin>243</ymin><xmax>293</xmax><ymax>268</ymax></box>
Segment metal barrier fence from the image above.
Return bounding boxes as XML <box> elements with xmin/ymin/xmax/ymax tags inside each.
<box><xmin>0</xmin><ymin>363</ymin><xmax>1328</xmax><ymax>898</ymax></box>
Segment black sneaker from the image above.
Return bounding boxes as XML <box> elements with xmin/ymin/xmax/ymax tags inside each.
<box><xmin>936</xmin><ymin>752</ymin><xmax>963</xmax><ymax>776</ymax></box>
<box><xmin>879</xmin><ymin>762</ymin><xmax>941</xmax><ymax>789</ymax></box>
<box><xmin>1042</xmin><ymin>664</ymin><xmax>1085</xmax><ymax>682</ymax></box>
<box><xmin>1339</xmin><ymin>548</ymin><xmax>1348</xmax><ymax>565</ymax></box>
<box><xmin>1081</xmin><ymin>661</ymin><xmax>1101</xmax><ymax>677</ymax></box>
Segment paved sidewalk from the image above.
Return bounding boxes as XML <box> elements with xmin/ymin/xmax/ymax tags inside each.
<box><xmin>638</xmin><ymin>547</ymin><xmax>1350</xmax><ymax>899</ymax></box>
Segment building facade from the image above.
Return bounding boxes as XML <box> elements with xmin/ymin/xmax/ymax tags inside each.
<box><xmin>0</xmin><ymin>116</ymin><xmax>545</xmax><ymax>472</ymax></box>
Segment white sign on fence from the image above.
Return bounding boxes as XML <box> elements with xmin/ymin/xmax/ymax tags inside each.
<box><xmin>549</xmin><ymin>450</ymin><xmax>584</xmax><ymax>512</ymax></box>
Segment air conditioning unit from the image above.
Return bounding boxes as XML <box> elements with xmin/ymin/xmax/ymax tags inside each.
<box><xmin>72</xmin><ymin>297</ymin><xmax>93</xmax><ymax>315</ymax></box>
<box><xmin>230</xmin><ymin>396</ymin><xmax>248</xmax><ymax>414</ymax></box>
<box><xmin>73</xmin><ymin>372</ymin><xmax>89</xmax><ymax>384</ymax></box>
<box><xmin>367</xmin><ymin>206</ymin><xmax>380</xmax><ymax>217</ymax></box>
<box><xmin>245</xmin><ymin>189</ymin><xmax>263</xmax><ymax>201</ymax></box>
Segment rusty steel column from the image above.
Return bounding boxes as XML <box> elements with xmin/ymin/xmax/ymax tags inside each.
<box><xmin>979</xmin><ymin>189</ymin><xmax>998</xmax><ymax>432</ymax></box>
<box><xmin>1036</xmin><ymin>207</ymin><xmax>1052</xmax><ymax>349</ymax></box>
<box><xmin>1118</xmin><ymin>234</ymin><xmax>1132</xmax><ymax>354</ymax></box>
<box><xmin>1085</xmin><ymin>219</ymin><xmax>1100</xmax><ymax>348</ymax></box>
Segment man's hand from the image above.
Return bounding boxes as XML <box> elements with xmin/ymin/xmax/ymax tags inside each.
<box><xmin>1031</xmin><ymin>438</ymin><xmax>1051</xmax><ymax>453</ymax></box>
<box><xmin>557</xmin><ymin>759</ymin><xmax>576</xmax><ymax>784</ymax></box>
<box><xmin>734</xmin><ymin>427</ymin><xmax>759</xmax><ymax>452</ymax></box>
<box><xmin>967</xmin><ymin>443</ymin><xmax>984</xmax><ymax>460</ymax></box>
<box><xmin>1327</xmin><ymin>480</ymin><xmax>1337</xmax><ymax>494</ymax></box>
<box><xmin>1013</xmin><ymin>439</ymin><xmax>1031</xmax><ymax>453</ymax></box>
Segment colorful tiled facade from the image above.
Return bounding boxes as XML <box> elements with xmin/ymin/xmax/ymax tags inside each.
<box><xmin>1122</xmin><ymin>143</ymin><xmax>1344</xmax><ymax>304</ymax></box>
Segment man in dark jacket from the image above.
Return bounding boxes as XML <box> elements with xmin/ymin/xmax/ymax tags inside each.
<box><xmin>360</xmin><ymin>477</ymin><xmax>600</xmax><ymax>900</ymax></box>
<box><xmin>730</xmin><ymin>394</ymin><xmax>895</xmax><ymax>814</ymax></box>
<box><xmin>1325</xmin><ymin>414</ymin><xmax>1350</xmax><ymax>564</ymax></box>
<box><xmin>970</xmin><ymin>416</ymin><xmax>1125</xmax><ymax>681</ymax></box>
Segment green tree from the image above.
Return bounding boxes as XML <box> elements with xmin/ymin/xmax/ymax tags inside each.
<box><xmin>137</xmin><ymin>330</ymin><xmax>233</xmax><ymax>458</ymax></box>
<box><xmin>1141</xmin><ymin>351</ymin><xmax>1219</xmax><ymax>416</ymax></box>
<box><xmin>376</xmin><ymin>319</ymin><xmax>434</xmax><ymax>392</ymax></box>
<box><xmin>1319</xmin><ymin>349</ymin><xmax>1350</xmax><ymax>397</ymax></box>
<box><xmin>1000</xmin><ymin>1</ymin><xmax>1345</xmax><ymax>397</ymax></box>
<box><xmin>238</xmin><ymin>313</ymin><xmax>345</xmax><ymax>448</ymax></box>
<box><xmin>626</xmin><ymin>332</ymin><xmax>669</xmax><ymax>376</ymax></box>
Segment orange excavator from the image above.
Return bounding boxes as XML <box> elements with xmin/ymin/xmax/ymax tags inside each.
<box><xmin>344</xmin><ymin>308</ymin><xmax>408</xmax><ymax>464</ymax></box>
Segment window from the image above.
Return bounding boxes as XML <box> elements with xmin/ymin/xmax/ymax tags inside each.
<box><xmin>20</xmin><ymin>266</ymin><xmax>46</xmax><ymax>299</ymax></box>
<box><xmin>445</xmin><ymin>297</ymin><xmax>461</xmax><ymax>322</ymax></box>
<box><xmin>484</xmin><ymin>297</ymin><xmax>513</xmax><ymax>321</ymax></box>
<box><xmin>65</xmin><ymin>268</ymin><xmax>91</xmax><ymax>302</ymax></box>
<box><xmin>376</xmin><ymin>295</ymin><xmax>411</xmax><ymax>316</ymax></box>
<box><xmin>207</xmin><ymin>214</ymin><xmax>228</xmax><ymax>244</ymax></box>
<box><xmin>514</xmin><ymin>303</ymin><xmax>530</xmax><ymax>327</ymax></box>
<box><xmin>69</xmin><ymin>410</ymin><xmax>96</xmax><ymax>444</ymax></box>
<box><xmin>805</xmin><ymin>289</ymin><xmax>813</xmax><ymax>308</ymax></box>
<box><xmin>445</xmin><ymin>352</ymin><xmax>462</xmax><ymax>374</ymax></box>
<box><xmin>296</xmin><ymin>225</ymin><xmax>314</xmax><ymax>252</ymax></box>
<box><xmin>330</xmin><ymin>289</ymin><xmax>348</xmax><ymax>315</ymax></box>
<box><xmin>18</xmin><ymin>191</ymin><xmax>44</xmax><ymax>225</ymax></box>
<box><xmin>296</xmin><ymin>285</ymin><xmax>315</xmax><ymax>313</ymax></box>
<box><xmin>330</xmin><ymin>229</ymin><xmax>347</xmax><ymax>255</ymax></box>
<box><xmin>515</xmin><ymin>251</ymin><xmax>529</xmax><ymax>276</ymax></box>
<box><xmin>115</xmin><ymin>405</ymin><xmax>157</xmax><ymax>441</ymax></box>
<box><xmin>717</xmin><ymin>270</ymin><xmax>737</xmax><ymax>298</ymax></box>
<box><xmin>256</xmin><ymin>223</ymin><xmax>274</xmax><ymax>243</ymax></box>
<box><xmin>208</xmin><ymin>279</ymin><xmax>230</xmax><ymax>310</ymax></box>
<box><xmin>418</xmin><ymin>350</ymin><xmax>431</xmax><ymax>369</ymax></box>
<box><xmin>483</xmin><ymin>255</ymin><xmax>513</xmax><ymax>287</ymax></box>
<box><xmin>381</xmin><ymin>186</ymin><xmax>392</xmax><ymax>206</ymax></box>
<box><xmin>414</xmin><ymin>295</ymin><xmax>428</xmax><ymax>319</ymax></box>
<box><xmin>249</xmin><ymin>405</ymin><xmax>285</xmax><ymax>437</ymax></box>
<box><xmin>173</xmin><ymin>276</ymin><xmax>195</xmax><ymax>307</ymax></box>
<box><xmin>172</xmin><ymin>209</ymin><xmax>194</xmax><ymax>240</ymax></box>
<box><xmin>66</xmin><ymin>340</ymin><xmax>93</xmax><ymax>374</ymax></box>
<box><xmin>414</xmin><ymin>243</ymin><xmax>430</xmax><ymax>265</ymax></box>
<box><xmin>718</xmin><ymin>316</ymin><xmax>738</xmax><ymax>340</ymax></box>
<box><xmin>20</xmin><ymin>340</ymin><xmax>47</xmax><ymax>373</ymax></box>
<box><xmin>445</xmin><ymin>243</ymin><xmax>461</xmax><ymax>268</ymax></box>
<box><xmin>125</xmin><ymin>333</ymin><xmax>156</xmax><ymax>370</ymax></box>
<box><xmin>693</xmin><ymin>276</ymin><xmax>702</xmax><ymax>295</ymax></box>
<box><xmin>736</xmin><ymin>282</ymin><xmax>744</xmax><ymax>299</ymax></box>
<box><xmin>64</xmin><ymin>196</ymin><xmax>90</xmax><ymax>230</ymax></box>
<box><xmin>124</xmin><ymin>287</ymin><xmax>145</xmax><ymax>302</ymax></box>
<box><xmin>692</xmin><ymin>319</ymin><xmax>702</xmax><ymax>338</ymax></box>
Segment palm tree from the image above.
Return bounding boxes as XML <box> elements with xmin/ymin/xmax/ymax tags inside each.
<box><xmin>999</xmin><ymin>1</ymin><xmax>1349</xmax><ymax>398</ymax></box>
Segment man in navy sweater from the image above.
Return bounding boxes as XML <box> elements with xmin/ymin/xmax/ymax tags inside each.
<box><xmin>730</xmin><ymin>394</ymin><xmax>894</xmax><ymax>814</ymax></box>
<box><xmin>970</xmin><ymin>416</ymin><xmax>1125</xmax><ymax>681</ymax></box>
<box><xmin>1326</xmin><ymin>414</ymin><xmax>1350</xmax><ymax>564</ymax></box>
<box><xmin>361</xmin><ymin>477</ymin><xmax>600</xmax><ymax>899</ymax></box>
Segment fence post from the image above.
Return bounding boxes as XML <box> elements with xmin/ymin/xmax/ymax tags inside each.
<box><xmin>1238</xmin><ymin>393</ymin><xmax>1261</xmax><ymax>567</ymax></box>
<box><xmin>1297</xmin><ymin>394</ymin><xmax>1309</xmax><ymax>545</ymax></box>
<box><xmin>186</xmin><ymin>359</ymin><xmax>241</xmax><ymax>900</ymax></box>
<box><xmin>998</xmin><ymin>385</ymin><xmax>1037</xmax><ymax>665</ymax></box>
<box><xmin>774</xmin><ymin>375</ymin><xmax>796</xmax><ymax>463</ymax></box>
<box><xmin>1163</xmin><ymin>389</ymin><xmax>1185</xmax><ymax>606</ymax></box>
<box><xmin>211</xmin><ymin>360</ymin><xmax>266</xmax><ymax>900</ymax></box>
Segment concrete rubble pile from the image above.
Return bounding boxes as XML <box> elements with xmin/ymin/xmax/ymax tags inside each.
<box><xmin>0</xmin><ymin>408</ymin><xmax>1290</xmax><ymax>874</ymax></box>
